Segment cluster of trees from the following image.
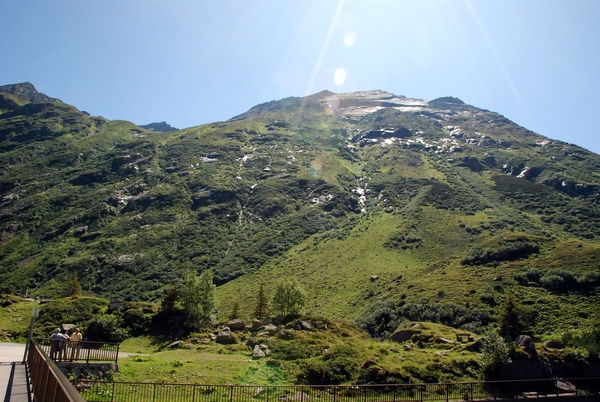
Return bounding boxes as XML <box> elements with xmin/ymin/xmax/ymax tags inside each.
<box><xmin>162</xmin><ymin>271</ymin><xmax>308</xmax><ymax>331</ymax></box>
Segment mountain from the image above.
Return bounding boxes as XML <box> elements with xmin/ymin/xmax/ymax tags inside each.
<box><xmin>138</xmin><ymin>121</ymin><xmax>178</xmax><ymax>132</ymax></box>
<box><xmin>0</xmin><ymin>83</ymin><xmax>598</xmax><ymax>338</ymax></box>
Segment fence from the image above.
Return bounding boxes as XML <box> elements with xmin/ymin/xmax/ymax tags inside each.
<box><xmin>75</xmin><ymin>378</ymin><xmax>600</xmax><ymax>402</ymax></box>
<box><xmin>28</xmin><ymin>338</ymin><xmax>86</xmax><ymax>402</ymax></box>
<box><xmin>34</xmin><ymin>337</ymin><xmax>121</xmax><ymax>364</ymax></box>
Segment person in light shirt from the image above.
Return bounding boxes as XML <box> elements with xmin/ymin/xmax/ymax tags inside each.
<box><xmin>70</xmin><ymin>327</ymin><xmax>83</xmax><ymax>360</ymax></box>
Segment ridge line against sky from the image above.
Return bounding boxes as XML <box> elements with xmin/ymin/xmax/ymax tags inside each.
<box><xmin>1</xmin><ymin>0</ymin><xmax>599</xmax><ymax>153</ymax></box>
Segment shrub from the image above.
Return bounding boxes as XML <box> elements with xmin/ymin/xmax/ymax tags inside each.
<box><xmin>480</xmin><ymin>328</ymin><xmax>511</xmax><ymax>380</ymax></box>
<box><xmin>461</xmin><ymin>241</ymin><xmax>539</xmax><ymax>266</ymax></box>
<box><xmin>85</xmin><ymin>314</ymin><xmax>130</xmax><ymax>343</ymax></box>
<box><xmin>354</xmin><ymin>300</ymin><xmax>405</xmax><ymax>341</ymax></box>
<box><xmin>297</xmin><ymin>345</ymin><xmax>360</xmax><ymax>385</ymax></box>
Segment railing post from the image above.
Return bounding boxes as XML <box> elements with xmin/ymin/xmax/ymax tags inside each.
<box><xmin>116</xmin><ymin>343</ymin><xmax>120</xmax><ymax>364</ymax></box>
<box><xmin>86</xmin><ymin>346</ymin><xmax>91</xmax><ymax>364</ymax></box>
<box><xmin>229</xmin><ymin>385</ymin><xmax>234</xmax><ymax>402</ymax></box>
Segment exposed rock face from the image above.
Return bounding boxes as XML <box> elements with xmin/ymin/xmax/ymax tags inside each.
<box><xmin>138</xmin><ymin>122</ymin><xmax>178</xmax><ymax>132</ymax></box>
<box><xmin>0</xmin><ymin>82</ymin><xmax>59</xmax><ymax>104</ymax></box>
<box><xmin>515</xmin><ymin>335</ymin><xmax>536</xmax><ymax>355</ymax></box>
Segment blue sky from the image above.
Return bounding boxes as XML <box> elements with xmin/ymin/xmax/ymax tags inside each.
<box><xmin>1</xmin><ymin>1</ymin><xmax>600</xmax><ymax>153</ymax></box>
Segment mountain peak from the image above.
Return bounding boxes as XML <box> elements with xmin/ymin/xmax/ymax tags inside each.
<box><xmin>0</xmin><ymin>82</ymin><xmax>59</xmax><ymax>104</ymax></box>
<box><xmin>138</xmin><ymin>121</ymin><xmax>179</xmax><ymax>132</ymax></box>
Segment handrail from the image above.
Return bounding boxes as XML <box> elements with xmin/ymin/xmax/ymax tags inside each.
<box><xmin>34</xmin><ymin>337</ymin><xmax>120</xmax><ymax>364</ymax></box>
<box><xmin>28</xmin><ymin>338</ymin><xmax>86</xmax><ymax>402</ymax></box>
<box><xmin>75</xmin><ymin>377</ymin><xmax>600</xmax><ymax>402</ymax></box>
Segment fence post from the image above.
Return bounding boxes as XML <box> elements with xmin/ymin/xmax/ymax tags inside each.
<box><xmin>229</xmin><ymin>385</ymin><xmax>234</xmax><ymax>402</ymax></box>
<box><xmin>153</xmin><ymin>383</ymin><xmax>157</xmax><ymax>402</ymax></box>
<box><xmin>116</xmin><ymin>343</ymin><xmax>120</xmax><ymax>364</ymax></box>
<box><xmin>446</xmin><ymin>383</ymin><xmax>449</xmax><ymax>402</ymax></box>
<box><xmin>469</xmin><ymin>382</ymin><xmax>473</xmax><ymax>401</ymax></box>
<box><xmin>86</xmin><ymin>346</ymin><xmax>91</xmax><ymax>364</ymax></box>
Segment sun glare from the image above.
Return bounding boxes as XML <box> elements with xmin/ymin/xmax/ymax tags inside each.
<box><xmin>334</xmin><ymin>68</ymin><xmax>346</xmax><ymax>85</ymax></box>
<box><xmin>343</xmin><ymin>31</ymin><xmax>356</xmax><ymax>47</ymax></box>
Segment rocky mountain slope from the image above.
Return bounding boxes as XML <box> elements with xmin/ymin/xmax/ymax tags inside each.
<box><xmin>0</xmin><ymin>83</ymin><xmax>598</xmax><ymax>336</ymax></box>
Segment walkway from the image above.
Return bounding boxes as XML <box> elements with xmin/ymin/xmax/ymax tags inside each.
<box><xmin>0</xmin><ymin>343</ymin><xmax>30</xmax><ymax>402</ymax></box>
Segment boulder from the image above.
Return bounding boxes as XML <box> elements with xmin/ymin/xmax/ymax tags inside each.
<box><xmin>435</xmin><ymin>337</ymin><xmax>454</xmax><ymax>344</ymax></box>
<box><xmin>185</xmin><ymin>337</ymin><xmax>199</xmax><ymax>344</ymax></box>
<box><xmin>216</xmin><ymin>329</ymin><xmax>236</xmax><ymax>344</ymax></box>
<box><xmin>251</xmin><ymin>319</ymin><xmax>263</xmax><ymax>332</ymax></box>
<box><xmin>165</xmin><ymin>340</ymin><xmax>183</xmax><ymax>349</ymax></box>
<box><xmin>227</xmin><ymin>319</ymin><xmax>246</xmax><ymax>332</ymax></box>
<box><xmin>390</xmin><ymin>329</ymin><xmax>421</xmax><ymax>343</ymax></box>
<box><xmin>515</xmin><ymin>335</ymin><xmax>536</xmax><ymax>355</ymax></box>
<box><xmin>261</xmin><ymin>324</ymin><xmax>278</xmax><ymax>336</ymax></box>
<box><xmin>294</xmin><ymin>320</ymin><xmax>313</xmax><ymax>331</ymax></box>
<box><xmin>543</xmin><ymin>340</ymin><xmax>565</xmax><ymax>349</ymax></box>
<box><xmin>253</xmin><ymin>345</ymin><xmax>265</xmax><ymax>358</ymax></box>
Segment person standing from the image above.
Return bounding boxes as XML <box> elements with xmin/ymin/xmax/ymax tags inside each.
<box><xmin>49</xmin><ymin>328</ymin><xmax>62</xmax><ymax>361</ymax></box>
<box><xmin>58</xmin><ymin>328</ymin><xmax>71</xmax><ymax>361</ymax></box>
<box><xmin>71</xmin><ymin>327</ymin><xmax>83</xmax><ymax>360</ymax></box>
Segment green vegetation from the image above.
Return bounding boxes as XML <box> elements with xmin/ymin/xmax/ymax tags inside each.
<box><xmin>1</xmin><ymin>83</ymin><xmax>600</xmax><ymax>383</ymax></box>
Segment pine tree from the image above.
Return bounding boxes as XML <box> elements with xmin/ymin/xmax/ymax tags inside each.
<box><xmin>229</xmin><ymin>301</ymin><xmax>241</xmax><ymax>320</ymax></box>
<box><xmin>498</xmin><ymin>295</ymin><xmax>529</xmax><ymax>340</ymax></box>
<box><xmin>253</xmin><ymin>284</ymin><xmax>269</xmax><ymax>320</ymax></box>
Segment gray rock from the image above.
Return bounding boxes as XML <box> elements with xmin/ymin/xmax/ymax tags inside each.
<box><xmin>261</xmin><ymin>324</ymin><xmax>278</xmax><ymax>336</ymax></box>
<box><xmin>185</xmin><ymin>337</ymin><xmax>199</xmax><ymax>344</ymax></box>
<box><xmin>294</xmin><ymin>320</ymin><xmax>313</xmax><ymax>331</ymax></box>
<box><xmin>165</xmin><ymin>340</ymin><xmax>183</xmax><ymax>349</ymax></box>
<box><xmin>216</xmin><ymin>329</ymin><xmax>236</xmax><ymax>344</ymax></box>
<box><xmin>253</xmin><ymin>345</ymin><xmax>265</xmax><ymax>358</ymax></box>
<box><xmin>515</xmin><ymin>335</ymin><xmax>536</xmax><ymax>354</ymax></box>
<box><xmin>436</xmin><ymin>337</ymin><xmax>454</xmax><ymax>344</ymax></box>
<box><xmin>251</xmin><ymin>319</ymin><xmax>263</xmax><ymax>332</ymax></box>
<box><xmin>228</xmin><ymin>319</ymin><xmax>246</xmax><ymax>332</ymax></box>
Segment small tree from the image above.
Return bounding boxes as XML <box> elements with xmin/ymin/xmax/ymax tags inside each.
<box><xmin>271</xmin><ymin>280</ymin><xmax>306</xmax><ymax>317</ymax></box>
<box><xmin>179</xmin><ymin>270</ymin><xmax>215</xmax><ymax>330</ymax></box>
<box><xmin>65</xmin><ymin>275</ymin><xmax>82</xmax><ymax>297</ymax></box>
<box><xmin>253</xmin><ymin>284</ymin><xmax>270</xmax><ymax>320</ymax></box>
<box><xmin>497</xmin><ymin>295</ymin><xmax>530</xmax><ymax>340</ymax></box>
<box><xmin>480</xmin><ymin>327</ymin><xmax>511</xmax><ymax>380</ymax></box>
<box><xmin>229</xmin><ymin>301</ymin><xmax>241</xmax><ymax>320</ymax></box>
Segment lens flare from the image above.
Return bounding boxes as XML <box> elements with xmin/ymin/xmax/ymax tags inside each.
<box><xmin>334</xmin><ymin>68</ymin><xmax>346</xmax><ymax>85</ymax></box>
<box><xmin>344</xmin><ymin>31</ymin><xmax>356</xmax><ymax>47</ymax></box>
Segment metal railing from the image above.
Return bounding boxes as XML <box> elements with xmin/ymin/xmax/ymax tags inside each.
<box><xmin>34</xmin><ymin>337</ymin><xmax>121</xmax><ymax>364</ymax></box>
<box><xmin>74</xmin><ymin>378</ymin><xmax>600</xmax><ymax>402</ymax></box>
<box><xmin>28</xmin><ymin>338</ymin><xmax>86</xmax><ymax>402</ymax></box>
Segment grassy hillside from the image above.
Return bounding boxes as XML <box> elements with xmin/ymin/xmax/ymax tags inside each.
<box><xmin>0</xmin><ymin>84</ymin><xmax>598</xmax><ymax>351</ymax></box>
